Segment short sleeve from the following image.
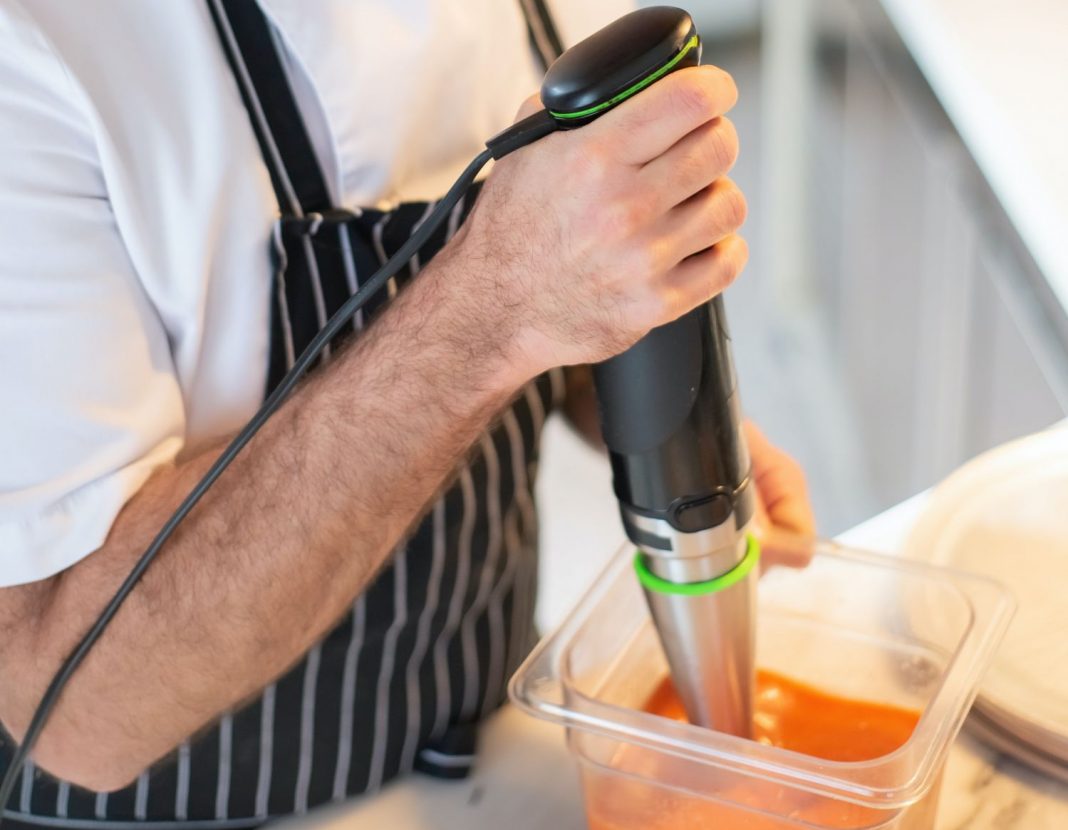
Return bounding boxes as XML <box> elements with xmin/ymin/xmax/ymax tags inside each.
<box><xmin>0</xmin><ymin>3</ymin><xmax>185</xmax><ymax>587</ymax></box>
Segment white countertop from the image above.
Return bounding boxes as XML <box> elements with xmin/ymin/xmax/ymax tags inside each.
<box><xmin>278</xmin><ymin>491</ymin><xmax>1068</xmax><ymax>829</ymax></box>
<box><xmin>877</xmin><ymin>0</ymin><xmax>1068</xmax><ymax>311</ymax></box>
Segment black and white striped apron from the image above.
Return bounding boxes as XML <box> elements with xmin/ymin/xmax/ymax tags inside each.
<box><xmin>0</xmin><ymin>1</ymin><xmax>566</xmax><ymax>826</ymax></box>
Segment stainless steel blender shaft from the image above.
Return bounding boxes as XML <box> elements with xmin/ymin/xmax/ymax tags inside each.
<box><xmin>636</xmin><ymin>531</ymin><xmax>757</xmax><ymax>735</ymax></box>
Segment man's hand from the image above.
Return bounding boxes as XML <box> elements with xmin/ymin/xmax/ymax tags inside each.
<box><xmin>745</xmin><ymin>421</ymin><xmax>816</xmax><ymax>569</ymax></box>
<box><xmin>449</xmin><ymin>65</ymin><xmax>747</xmax><ymax>380</ymax></box>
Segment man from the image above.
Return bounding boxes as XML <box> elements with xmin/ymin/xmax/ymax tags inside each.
<box><xmin>0</xmin><ymin>0</ymin><xmax>812</xmax><ymax>825</ymax></box>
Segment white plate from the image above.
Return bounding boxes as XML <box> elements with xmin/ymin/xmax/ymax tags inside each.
<box><xmin>903</xmin><ymin>426</ymin><xmax>1068</xmax><ymax>763</ymax></box>
<box><xmin>966</xmin><ymin>707</ymin><xmax>1068</xmax><ymax>785</ymax></box>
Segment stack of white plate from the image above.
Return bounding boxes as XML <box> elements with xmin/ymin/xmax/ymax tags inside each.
<box><xmin>903</xmin><ymin>426</ymin><xmax>1068</xmax><ymax>781</ymax></box>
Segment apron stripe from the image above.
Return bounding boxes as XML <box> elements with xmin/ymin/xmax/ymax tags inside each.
<box><xmin>335</xmin><ymin>224</ymin><xmax>364</xmax><ymax>332</ymax></box>
<box><xmin>134</xmin><ymin>773</ymin><xmax>149</xmax><ymax>822</ymax></box>
<box><xmin>292</xmin><ymin>644</ymin><xmax>321</xmax><ymax>813</ymax></box>
<box><xmin>505</xmin><ymin>414</ymin><xmax>536</xmax><ymax>679</ymax></box>
<box><xmin>213</xmin><ymin>717</ymin><xmax>231</xmax><ymax>820</ymax></box>
<box><xmin>397</xmin><ymin>499</ymin><xmax>447</xmax><ymax>774</ymax></box>
<box><xmin>252</xmin><ymin>686</ymin><xmax>274</xmax><ymax>820</ymax></box>
<box><xmin>173</xmin><ymin>744</ymin><xmax>190</xmax><ymax>821</ymax></box>
<box><xmin>299</xmin><ymin>235</ymin><xmax>332</xmax><ymax>361</ymax></box>
<box><xmin>480</xmin><ymin>481</ymin><xmax>512</xmax><ymax>716</ymax></box>
<box><xmin>510</xmin><ymin>384</ymin><xmax>548</xmax><ymax>669</ymax></box>
<box><xmin>364</xmin><ymin>548</ymin><xmax>409</xmax><ymax>793</ymax></box>
<box><xmin>54</xmin><ymin>783</ymin><xmax>69</xmax><ymax>820</ymax></box>
<box><xmin>482</xmin><ymin>414</ymin><xmax>526</xmax><ymax>717</ymax></box>
<box><xmin>428</xmin><ymin>467</ymin><xmax>476</xmax><ymax>742</ymax></box>
<box><xmin>414</xmin><ymin>749</ymin><xmax>475</xmax><ymax>768</ymax></box>
<box><xmin>549</xmin><ymin>366</ymin><xmax>566</xmax><ymax>409</ymax></box>
<box><xmin>269</xmin><ymin>222</ymin><xmax>297</xmax><ymax>373</ymax></box>
<box><xmin>92</xmin><ymin>795</ymin><xmax>106</xmax><ymax>822</ymax></box>
<box><xmin>460</xmin><ymin>435</ymin><xmax>504</xmax><ymax>719</ymax></box>
<box><xmin>19</xmin><ymin>762</ymin><xmax>33</xmax><ymax>814</ymax></box>
<box><xmin>407</xmin><ymin>201</ymin><xmax>437</xmax><ymax>276</ymax></box>
<box><xmin>330</xmin><ymin>597</ymin><xmax>365</xmax><ymax>801</ymax></box>
<box><xmin>525</xmin><ymin>380</ymin><xmax>549</xmax><ymax>489</ymax></box>
<box><xmin>446</xmin><ymin>195</ymin><xmax>467</xmax><ymax>240</ymax></box>
<box><xmin>370</xmin><ymin>213</ymin><xmax>397</xmax><ymax>300</ymax></box>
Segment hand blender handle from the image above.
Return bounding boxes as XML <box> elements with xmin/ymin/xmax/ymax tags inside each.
<box><xmin>532</xmin><ymin>5</ymin><xmax>755</xmax><ymax>551</ymax></box>
<box><xmin>593</xmin><ymin>296</ymin><xmax>754</xmax><ymax>550</ymax></box>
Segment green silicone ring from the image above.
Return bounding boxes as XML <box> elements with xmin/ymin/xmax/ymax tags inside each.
<box><xmin>548</xmin><ymin>34</ymin><xmax>701</xmax><ymax>121</ymax></box>
<box><xmin>634</xmin><ymin>534</ymin><xmax>761</xmax><ymax>597</ymax></box>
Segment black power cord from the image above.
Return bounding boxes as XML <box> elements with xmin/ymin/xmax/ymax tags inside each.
<box><xmin>0</xmin><ymin>140</ymin><xmax>529</xmax><ymax>815</ymax></box>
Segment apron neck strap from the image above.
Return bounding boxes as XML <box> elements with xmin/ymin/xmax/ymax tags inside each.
<box><xmin>518</xmin><ymin>0</ymin><xmax>565</xmax><ymax>70</ymax></box>
<box><xmin>206</xmin><ymin>0</ymin><xmax>332</xmax><ymax>215</ymax></box>
<box><xmin>205</xmin><ymin>0</ymin><xmax>566</xmax><ymax>217</ymax></box>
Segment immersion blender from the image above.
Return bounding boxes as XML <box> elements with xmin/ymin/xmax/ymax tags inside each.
<box><xmin>538</xmin><ymin>7</ymin><xmax>759</xmax><ymax>735</ymax></box>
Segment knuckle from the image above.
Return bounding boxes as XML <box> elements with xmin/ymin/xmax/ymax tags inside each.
<box><xmin>720</xmin><ymin>237</ymin><xmax>749</xmax><ymax>285</ymax></box>
<box><xmin>708</xmin><ymin>117</ymin><xmax>740</xmax><ymax>172</ymax></box>
<box><xmin>600</xmin><ymin>199</ymin><xmax>647</xmax><ymax>240</ymax></box>
<box><xmin>629</xmin><ymin>239</ymin><xmax>667</xmax><ymax>279</ymax></box>
<box><xmin>716</xmin><ymin>181</ymin><xmax>748</xmax><ymax>230</ymax></box>
<box><xmin>684</xmin><ymin>279</ymin><xmax>714</xmax><ymax>310</ymax></box>
<box><xmin>674</xmin><ymin>120</ymin><xmax>740</xmax><ymax>191</ymax></box>
<box><xmin>671</xmin><ymin>73</ymin><xmax>718</xmax><ymax>123</ymax></box>
<box><xmin>571</xmin><ymin>140</ymin><xmax>612</xmax><ymax>185</ymax></box>
<box><xmin>636</xmin><ymin>287</ymin><xmax>673</xmax><ymax>330</ymax></box>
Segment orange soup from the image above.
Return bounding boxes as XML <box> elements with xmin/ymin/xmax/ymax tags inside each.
<box><xmin>583</xmin><ymin>670</ymin><xmax>928</xmax><ymax>830</ymax></box>
<box><xmin>645</xmin><ymin>669</ymin><xmax>920</xmax><ymax>762</ymax></box>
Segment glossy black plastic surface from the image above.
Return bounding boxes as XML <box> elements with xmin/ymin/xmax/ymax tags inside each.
<box><xmin>594</xmin><ymin>298</ymin><xmax>754</xmax><ymax>534</ymax></box>
<box><xmin>541</xmin><ymin>6</ymin><xmax>696</xmax><ymax>124</ymax></box>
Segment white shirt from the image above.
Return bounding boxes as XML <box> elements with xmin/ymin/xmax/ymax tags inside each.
<box><xmin>0</xmin><ymin>0</ymin><xmax>632</xmax><ymax>587</ymax></box>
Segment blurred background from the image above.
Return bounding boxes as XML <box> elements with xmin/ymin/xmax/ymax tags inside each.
<box><xmin>536</xmin><ymin>0</ymin><xmax>1068</xmax><ymax>629</ymax></box>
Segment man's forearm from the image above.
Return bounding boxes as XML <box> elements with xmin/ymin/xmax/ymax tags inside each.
<box><xmin>0</xmin><ymin>251</ymin><xmax>528</xmax><ymax>790</ymax></box>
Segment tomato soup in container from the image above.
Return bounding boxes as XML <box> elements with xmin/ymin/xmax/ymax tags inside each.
<box><xmin>510</xmin><ymin>541</ymin><xmax>1012</xmax><ymax>830</ymax></box>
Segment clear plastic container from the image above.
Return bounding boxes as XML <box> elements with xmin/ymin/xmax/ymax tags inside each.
<box><xmin>511</xmin><ymin>541</ymin><xmax>1013</xmax><ymax>829</ymax></box>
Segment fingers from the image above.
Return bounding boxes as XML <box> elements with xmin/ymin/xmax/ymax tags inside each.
<box><xmin>744</xmin><ymin>422</ymin><xmax>816</xmax><ymax>538</ymax></box>
<box><xmin>745</xmin><ymin>421</ymin><xmax>816</xmax><ymax>571</ymax></box>
<box><xmin>749</xmin><ymin>480</ymin><xmax>816</xmax><ymax>572</ymax></box>
<box><xmin>656</xmin><ymin>178</ymin><xmax>747</xmax><ymax>266</ymax></box>
<box><xmin>661</xmin><ymin>234</ymin><xmax>748</xmax><ymax>315</ymax></box>
<box><xmin>758</xmin><ymin>528</ymin><xmax>817</xmax><ymax>572</ymax></box>
<box><xmin>587</xmin><ymin>66</ymin><xmax>738</xmax><ymax>166</ymax></box>
<box><xmin>640</xmin><ymin>116</ymin><xmax>739</xmax><ymax>211</ymax></box>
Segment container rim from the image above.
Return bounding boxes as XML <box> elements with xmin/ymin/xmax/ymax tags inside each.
<box><xmin>509</xmin><ymin>539</ymin><xmax>1015</xmax><ymax>808</ymax></box>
